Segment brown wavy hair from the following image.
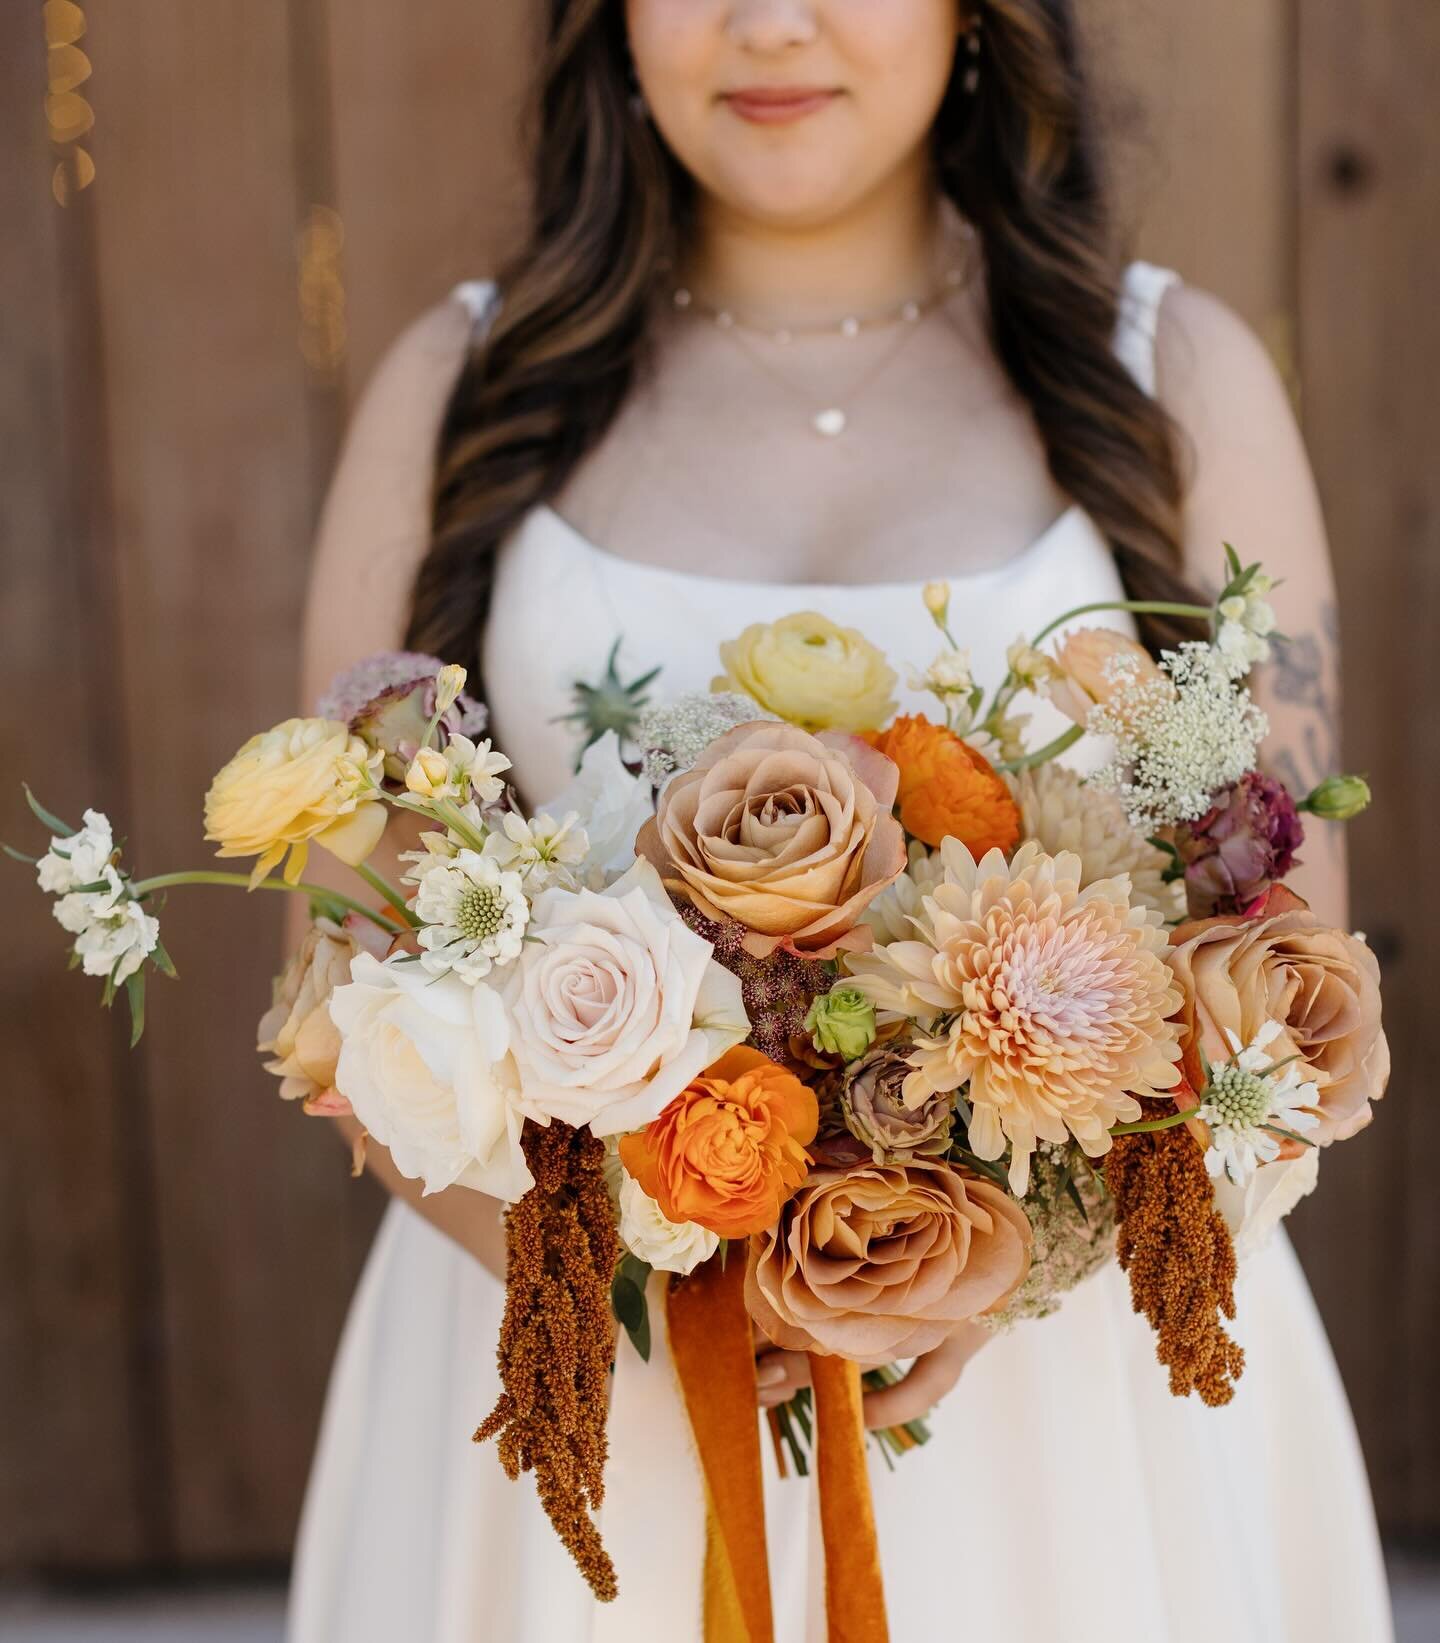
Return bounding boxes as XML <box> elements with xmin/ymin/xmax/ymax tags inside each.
<box><xmin>408</xmin><ymin>0</ymin><xmax>1200</xmax><ymax>686</ymax></box>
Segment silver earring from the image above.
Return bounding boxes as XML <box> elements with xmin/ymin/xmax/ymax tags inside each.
<box><xmin>962</xmin><ymin>19</ymin><xmax>983</xmax><ymax>95</ymax></box>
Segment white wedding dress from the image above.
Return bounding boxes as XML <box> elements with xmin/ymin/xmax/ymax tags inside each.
<box><xmin>287</xmin><ymin>266</ymin><xmax>1394</xmax><ymax>1642</ymax></box>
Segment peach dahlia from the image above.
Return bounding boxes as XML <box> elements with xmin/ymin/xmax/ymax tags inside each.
<box><xmin>848</xmin><ymin>840</ymin><xmax>1184</xmax><ymax>1194</ymax></box>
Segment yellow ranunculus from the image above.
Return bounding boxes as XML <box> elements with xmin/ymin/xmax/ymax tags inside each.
<box><xmin>205</xmin><ymin>717</ymin><xmax>387</xmax><ymax>888</ymax></box>
<box><xmin>711</xmin><ymin>611</ymin><xmax>897</xmax><ymax>733</ymax></box>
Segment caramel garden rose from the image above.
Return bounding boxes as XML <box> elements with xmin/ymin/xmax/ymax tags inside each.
<box><xmin>746</xmin><ymin>1160</ymin><xmax>1032</xmax><ymax>1360</ymax></box>
<box><xmin>637</xmin><ymin>721</ymin><xmax>906</xmax><ymax>959</ymax></box>
<box><xmin>712</xmin><ymin>611</ymin><xmax>898</xmax><ymax>733</ymax></box>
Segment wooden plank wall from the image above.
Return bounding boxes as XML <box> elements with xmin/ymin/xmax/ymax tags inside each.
<box><xmin>0</xmin><ymin>0</ymin><xmax>1434</xmax><ymax>1573</ymax></box>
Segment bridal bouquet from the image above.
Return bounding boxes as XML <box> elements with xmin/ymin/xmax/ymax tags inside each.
<box><xmin>10</xmin><ymin>549</ymin><xmax>1389</xmax><ymax>1632</ymax></box>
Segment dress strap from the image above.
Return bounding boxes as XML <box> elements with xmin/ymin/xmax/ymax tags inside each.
<box><xmin>1113</xmin><ymin>261</ymin><xmax>1180</xmax><ymax>397</ymax></box>
<box><xmin>450</xmin><ymin>278</ymin><xmax>501</xmax><ymax>340</ymax></box>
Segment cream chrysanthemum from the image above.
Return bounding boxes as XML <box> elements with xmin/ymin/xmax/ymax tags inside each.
<box><xmin>847</xmin><ymin>840</ymin><xmax>1184</xmax><ymax>1194</ymax></box>
<box><xmin>1008</xmin><ymin>764</ymin><xmax>1184</xmax><ymax>921</ymax></box>
<box><xmin>858</xmin><ymin>840</ymin><xmax>946</xmax><ymax>945</ymax></box>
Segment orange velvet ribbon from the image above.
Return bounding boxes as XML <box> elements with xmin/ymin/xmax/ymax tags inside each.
<box><xmin>665</xmin><ymin>1256</ymin><xmax>890</xmax><ymax>1643</ymax></box>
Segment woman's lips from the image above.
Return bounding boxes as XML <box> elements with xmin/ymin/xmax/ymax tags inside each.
<box><xmin>722</xmin><ymin>87</ymin><xmax>840</xmax><ymax>125</ymax></box>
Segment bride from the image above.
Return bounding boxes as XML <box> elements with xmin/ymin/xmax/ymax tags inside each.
<box><xmin>287</xmin><ymin>2</ymin><xmax>1393</xmax><ymax>1638</ymax></box>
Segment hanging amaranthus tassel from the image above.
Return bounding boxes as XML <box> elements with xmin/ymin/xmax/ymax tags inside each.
<box><xmin>475</xmin><ymin>1120</ymin><xmax>621</xmax><ymax>1599</ymax></box>
<box><xmin>1105</xmin><ymin>1116</ymin><xmax>1245</xmax><ymax>1406</ymax></box>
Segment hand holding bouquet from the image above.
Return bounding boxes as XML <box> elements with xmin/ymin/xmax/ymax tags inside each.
<box><xmin>10</xmin><ymin>551</ymin><xmax>1388</xmax><ymax>1629</ymax></box>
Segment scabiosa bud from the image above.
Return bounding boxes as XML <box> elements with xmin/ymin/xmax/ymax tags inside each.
<box><xmin>1301</xmin><ymin>774</ymin><xmax>1372</xmax><ymax>821</ymax></box>
<box><xmin>1174</xmin><ymin>770</ymin><xmax>1305</xmax><ymax>919</ymax></box>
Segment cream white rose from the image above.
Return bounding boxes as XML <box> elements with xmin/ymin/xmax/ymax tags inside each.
<box><xmin>1212</xmin><ymin>1149</ymin><xmax>1320</xmax><ymax>1262</ymax></box>
<box><xmin>505</xmin><ymin>860</ymin><xmax>748</xmax><ymax>1135</ymax></box>
<box><xmin>617</xmin><ymin>1174</ymin><xmax>718</xmax><ymax>1275</ymax></box>
<box><xmin>329</xmin><ymin>952</ymin><xmax>531</xmax><ymax>1201</ymax></box>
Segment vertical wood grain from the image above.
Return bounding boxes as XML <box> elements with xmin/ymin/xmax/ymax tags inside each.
<box><xmin>80</xmin><ymin>0</ymin><xmax>377</xmax><ymax>1562</ymax></box>
<box><xmin>325</xmin><ymin>0</ymin><xmax>534</xmax><ymax>389</ymax></box>
<box><xmin>0</xmin><ymin>4</ymin><xmax>153</xmax><ymax>1570</ymax></box>
<box><xmin>1291</xmin><ymin>0</ymin><xmax>1440</xmax><ymax>1536</ymax></box>
<box><xmin>1085</xmin><ymin>0</ymin><xmax>1294</xmax><ymax>339</ymax></box>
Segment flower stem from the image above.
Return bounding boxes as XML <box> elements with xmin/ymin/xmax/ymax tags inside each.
<box><xmin>432</xmin><ymin>797</ymin><xmax>489</xmax><ymax>852</ymax></box>
<box><xmin>1109</xmin><ymin>1108</ymin><xmax>1198</xmax><ymax>1137</ymax></box>
<box><xmin>353</xmin><ymin>861</ymin><xmax>420</xmax><ymax>926</ymax></box>
<box><xmin>995</xmin><ymin>724</ymin><xmax>1085</xmax><ymax>775</ymax></box>
<box><xmin>1027</xmin><ymin>599</ymin><xmax>1215</xmax><ymax>651</ymax></box>
<box><xmin>129</xmin><ymin>870</ymin><xmax>405</xmax><ymax>936</ymax></box>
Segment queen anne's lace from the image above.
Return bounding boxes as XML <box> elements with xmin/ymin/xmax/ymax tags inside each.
<box><xmin>1089</xmin><ymin>642</ymin><xmax>1268</xmax><ymax>832</ymax></box>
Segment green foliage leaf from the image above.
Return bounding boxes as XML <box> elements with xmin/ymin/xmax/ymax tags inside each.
<box><xmin>23</xmin><ymin>785</ymin><xmax>75</xmax><ymax>838</ymax></box>
<box><xmin>610</xmin><ymin>1255</ymin><xmax>653</xmax><ymax>1363</ymax></box>
<box><xmin>2</xmin><ymin>843</ymin><xmax>38</xmax><ymax>866</ymax></box>
<box><xmin>125</xmin><ymin>970</ymin><xmax>147</xmax><ymax>1048</ymax></box>
<box><xmin>152</xmin><ymin>940</ymin><xmax>179</xmax><ymax>980</ymax></box>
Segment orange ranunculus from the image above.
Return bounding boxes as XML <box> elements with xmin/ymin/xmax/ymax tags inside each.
<box><xmin>866</xmin><ymin>716</ymin><xmax>1021</xmax><ymax>854</ymax></box>
<box><xmin>618</xmin><ymin>1047</ymin><xmax>819</xmax><ymax>1239</ymax></box>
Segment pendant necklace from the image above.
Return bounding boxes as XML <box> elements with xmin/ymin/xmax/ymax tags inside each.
<box><xmin>670</xmin><ymin>236</ymin><xmax>977</xmax><ymax>440</ymax></box>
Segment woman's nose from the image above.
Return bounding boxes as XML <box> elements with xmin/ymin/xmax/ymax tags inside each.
<box><xmin>726</xmin><ymin>0</ymin><xmax>821</xmax><ymax>53</ymax></box>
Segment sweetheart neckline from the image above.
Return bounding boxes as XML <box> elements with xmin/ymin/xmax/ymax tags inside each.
<box><xmin>525</xmin><ymin>499</ymin><xmax>1097</xmax><ymax>597</ymax></box>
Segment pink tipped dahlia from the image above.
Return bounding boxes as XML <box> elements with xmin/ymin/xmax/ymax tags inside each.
<box><xmin>850</xmin><ymin>841</ymin><xmax>1184</xmax><ymax>1194</ymax></box>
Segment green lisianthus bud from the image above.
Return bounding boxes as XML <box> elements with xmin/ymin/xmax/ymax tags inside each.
<box><xmin>1302</xmin><ymin>774</ymin><xmax>1372</xmax><ymax>821</ymax></box>
<box><xmin>805</xmin><ymin>985</ymin><xmax>877</xmax><ymax>1062</ymax></box>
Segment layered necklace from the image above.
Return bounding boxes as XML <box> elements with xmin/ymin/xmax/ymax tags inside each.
<box><xmin>670</xmin><ymin>229</ymin><xmax>978</xmax><ymax>439</ymax></box>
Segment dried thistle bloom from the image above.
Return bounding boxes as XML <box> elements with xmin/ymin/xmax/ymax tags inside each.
<box><xmin>475</xmin><ymin>1122</ymin><xmax>621</xmax><ymax>1601</ymax></box>
<box><xmin>1104</xmin><ymin>1113</ymin><xmax>1245</xmax><ymax>1406</ymax></box>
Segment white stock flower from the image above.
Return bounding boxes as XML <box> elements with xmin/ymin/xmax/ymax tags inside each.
<box><xmin>1215</xmin><ymin>578</ymin><xmax>1277</xmax><ymax>677</ymax></box>
<box><xmin>541</xmin><ymin>731</ymin><xmax>654</xmax><ymax>885</ymax></box>
<box><xmin>911</xmin><ymin>647</ymin><xmax>974</xmax><ymax>701</ymax></box>
<box><xmin>617</xmin><ymin>1173</ymin><xmax>718</xmax><ymax>1275</ymax></box>
<box><xmin>505</xmin><ymin>859</ymin><xmax>749</xmax><ymax>1136</ymax></box>
<box><xmin>329</xmin><ymin>952</ymin><xmax>532</xmax><ymax>1200</ymax></box>
<box><xmin>53</xmin><ymin>864</ymin><xmax>160</xmax><ymax>984</ymax></box>
<box><xmin>482</xmin><ymin>809</ymin><xmax>590</xmax><ymax>891</ymax></box>
<box><xmin>409</xmin><ymin>850</ymin><xmax>528</xmax><ymax>983</ymax></box>
<box><xmin>1212</xmin><ymin>1148</ymin><xmax>1320</xmax><ymax>1262</ymax></box>
<box><xmin>404</xmin><ymin>734</ymin><xmax>512</xmax><ymax>805</ymax></box>
<box><xmin>1199</xmin><ymin>1020</ymin><xmax>1321</xmax><ymax>1187</ymax></box>
<box><xmin>36</xmin><ymin>809</ymin><xmax>115</xmax><ymax>895</ymax></box>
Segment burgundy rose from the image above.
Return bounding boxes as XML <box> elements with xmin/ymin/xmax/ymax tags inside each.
<box><xmin>1175</xmin><ymin>771</ymin><xmax>1304</xmax><ymax>919</ymax></box>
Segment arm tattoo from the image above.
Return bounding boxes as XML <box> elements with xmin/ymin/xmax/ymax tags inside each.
<box><xmin>1265</xmin><ymin>601</ymin><xmax>1342</xmax><ymax>861</ymax></box>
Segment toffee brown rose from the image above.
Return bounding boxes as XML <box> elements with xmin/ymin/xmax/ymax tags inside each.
<box><xmin>636</xmin><ymin>722</ymin><xmax>905</xmax><ymax>959</ymax></box>
<box><xmin>745</xmin><ymin>1159</ymin><xmax>1032</xmax><ymax>1359</ymax></box>
<box><xmin>1168</xmin><ymin>886</ymin><xmax>1389</xmax><ymax>1145</ymax></box>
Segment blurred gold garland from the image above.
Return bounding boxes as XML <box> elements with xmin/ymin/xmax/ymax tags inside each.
<box><xmin>45</xmin><ymin>0</ymin><xmax>94</xmax><ymax>205</ymax></box>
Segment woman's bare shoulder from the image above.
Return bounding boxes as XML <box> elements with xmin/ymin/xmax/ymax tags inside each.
<box><xmin>1153</xmin><ymin>281</ymin><xmax>1328</xmax><ymax>594</ymax></box>
<box><xmin>299</xmin><ymin>291</ymin><xmax>480</xmax><ymax>706</ymax></box>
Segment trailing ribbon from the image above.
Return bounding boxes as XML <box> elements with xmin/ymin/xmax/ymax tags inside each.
<box><xmin>665</xmin><ymin>1253</ymin><xmax>890</xmax><ymax>1643</ymax></box>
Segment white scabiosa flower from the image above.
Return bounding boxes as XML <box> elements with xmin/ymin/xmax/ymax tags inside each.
<box><xmin>617</xmin><ymin>1173</ymin><xmax>718</xmax><ymax>1275</ymax></box>
<box><xmin>482</xmin><ymin>809</ymin><xmax>590</xmax><ymax>891</ymax></box>
<box><xmin>409</xmin><ymin>849</ymin><xmax>528</xmax><ymax>984</ymax></box>
<box><xmin>53</xmin><ymin>865</ymin><xmax>159</xmax><ymax>983</ymax></box>
<box><xmin>36</xmin><ymin>809</ymin><xmax>116</xmax><ymax>895</ymax></box>
<box><xmin>1199</xmin><ymin>1020</ymin><xmax>1321</xmax><ymax>1187</ymax></box>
